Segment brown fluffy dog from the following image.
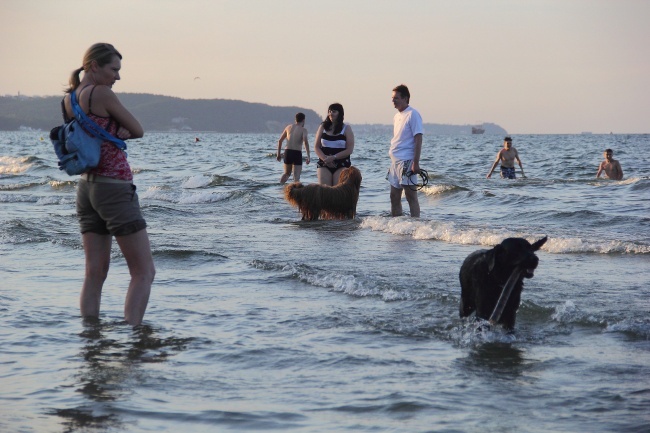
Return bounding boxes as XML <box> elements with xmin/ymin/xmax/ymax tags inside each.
<box><xmin>284</xmin><ymin>166</ymin><xmax>362</xmax><ymax>220</ymax></box>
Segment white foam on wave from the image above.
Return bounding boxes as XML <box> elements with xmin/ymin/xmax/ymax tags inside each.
<box><xmin>36</xmin><ymin>196</ymin><xmax>74</xmax><ymax>205</ymax></box>
<box><xmin>140</xmin><ymin>186</ymin><xmax>176</xmax><ymax>202</ymax></box>
<box><xmin>278</xmin><ymin>261</ymin><xmax>419</xmax><ymax>301</ymax></box>
<box><xmin>453</xmin><ymin>320</ymin><xmax>518</xmax><ymax>346</ymax></box>
<box><xmin>360</xmin><ymin>216</ymin><xmax>504</xmax><ymax>247</ymax></box>
<box><xmin>178</xmin><ymin>191</ymin><xmax>230</xmax><ymax>204</ymax></box>
<box><xmin>49</xmin><ymin>180</ymin><xmax>76</xmax><ymax>189</ymax></box>
<box><xmin>544</xmin><ymin>237</ymin><xmax>650</xmax><ymax>254</ymax></box>
<box><xmin>140</xmin><ymin>185</ymin><xmax>232</xmax><ymax>204</ymax></box>
<box><xmin>182</xmin><ymin>175</ymin><xmax>212</xmax><ymax>189</ymax></box>
<box><xmin>360</xmin><ymin>216</ymin><xmax>650</xmax><ymax>254</ymax></box>
<box><xmin>421</xmin><ymin>183</ymin><xmax>457</xmax><ymax>196</ymax></box>
<box><xmin>605</xmin><ymin>318</ymin><xmax>650</xmax><ymax>338</ymax></box>
<box><xmin>551</xmin><ymin>300</ymin><xmax>580</xmax><ymax>323</ymax></box>
<box><xmin>0</xmin><ymin>156</ymin><xmax>32</xmax><ymax>174</ymax></box>
<box><xmin>0</xmin><ymin>193</ymin><xmax>34</xmax><ymax>204</ymax></box>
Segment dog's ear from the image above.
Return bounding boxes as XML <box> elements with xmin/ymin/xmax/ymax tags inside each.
<box><xmin>531</xmin><ymin>236</ymin><xmax>548</xmax><ymax>251</ymax></box>
<box><xmin>486</xmin><ymin>245</ymin><xmax>502</xmax><ymax>272</ymax></box>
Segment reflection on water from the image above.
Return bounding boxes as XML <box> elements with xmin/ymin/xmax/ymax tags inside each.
<box><xmin>467</xmin><ymin>342</ymin><xmax>526</xmax><ymax>373</ymax></box>
<box><xmin>49</xmin><ymin>319</ymin><xmax>193</xmax><ymax>432</ymax></box>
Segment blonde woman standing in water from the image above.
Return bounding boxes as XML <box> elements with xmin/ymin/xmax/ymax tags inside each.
<box><xmin>62</xmin><ymin>43</ymin><xmax>154</xmax><ymax>326</ymax></box>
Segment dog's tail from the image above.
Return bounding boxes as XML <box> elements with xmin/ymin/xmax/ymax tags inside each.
<box><xmin>284</xmin><ymin>182</ymin><xmax>304</xmax><ymax>205</ymax></box>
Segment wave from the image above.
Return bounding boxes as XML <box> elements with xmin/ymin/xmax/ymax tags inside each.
<box><xmin>36</xmin><ymin>196</ymin><xmax>75</xmax><ymax>206</ymax></box>
<box><xmin>450</xmin><ymin>299</ymin><xmax>650</xmax><ymax>346</ymax></box>
<box><xmin>181</xmin><ymin>174</ymin><xmax>213</xmax><ymax>189</ymax></box>
<box><xmin>250</xmin><ymin>259</ymin><xmax>435</xmax><ymax>302</ymax></box>
<box><xmin>629</xmin><ymin>177</ymin><xmax>650</xmax><ymax>191</ymax></box>
<box><xmin>360</xmin><ymin>216</ymin><xmax>650</xmax><ymax>254</ymax></box>
<box><xmin>421</xmin><ymin>183</ymin><xmax>468</xmax><ymax>196</ymax></box>
<box><xmin>0</xmin><ymin>193</ymin><xmax>39</xmax><ymax>203</ymax></box>
<box><xmin>551</xmin><ymin>300</ymin><xmax>650</xmax><ymax>339</ymax></box>
<box><xmin>0</xmin><ymin>178</ymin><xmax>76</xmax><ymax>191</ymax></box>
<box><xmin>154</xmin><ymin>248</ymin><xmax>228</xmax><ymax>261</ymax></box>
<box><xmin>0</xmin><ymin>182</ymin><xmax>39</xmax><ymax>191</ymax></box>
<box><xmin>0</xmin><ymin>155</ymin><xmax>35</xmax><ymax>175</ymax></box>
<box><xmin>140</xmin><ymin>185</ymin><xmax>233</xmax><ymax>204</ymax></box>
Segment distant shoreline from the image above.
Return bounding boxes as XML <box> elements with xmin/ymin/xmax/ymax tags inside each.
<box><xmin>1</xmin><ymin>93</ymin><xmax>509</xmax><ymax>135</ymax></box>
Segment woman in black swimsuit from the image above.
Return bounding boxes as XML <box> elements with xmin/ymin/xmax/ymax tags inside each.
<box><xmin>314</xmin><ymin>103</ymin><xmax>355</xmax><ymax>186</ymax></box>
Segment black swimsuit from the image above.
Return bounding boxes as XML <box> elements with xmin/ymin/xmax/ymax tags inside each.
<box><xmin>317</xmin><ymin>124</ymin><xmax>351</xmax><ymax>174</ymax></box>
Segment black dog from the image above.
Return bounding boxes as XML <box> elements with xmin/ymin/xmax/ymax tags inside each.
<box><xmin>459</xmin><ymin>236</ymin><xmax>547</xmax><ymax>330</ymax></box>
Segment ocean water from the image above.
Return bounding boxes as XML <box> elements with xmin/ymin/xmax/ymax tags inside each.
<box><xmin>1</xmin><ymin>130</ymin><xmax>649</xmax><ymax>433</ymax></box>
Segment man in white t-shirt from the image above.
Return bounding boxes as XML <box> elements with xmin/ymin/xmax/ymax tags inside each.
<box><xmin>387</xmin><ymin>84</ymin><xmax>424</xmax><ymax>217</ymax></box>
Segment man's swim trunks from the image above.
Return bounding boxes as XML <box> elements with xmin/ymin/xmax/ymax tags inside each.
<box><xmin>500</xmin><ymin>166</ymin><xmax>516</xmax><ymax>179</ymax></box>
<box><xmin>386</xmin><ymin>159</ymin><xmax>419</xmax><ymax>189</ymax></box>
<box><xmin>283</xmin><ymin>149</ymin><xmax>302</xmax><ymax>166</ymax></box>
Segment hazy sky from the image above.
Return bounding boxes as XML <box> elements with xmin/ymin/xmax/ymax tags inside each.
<box><xmin>2</xmin><ymin>0</ymin><xmax>648</xmax><ymax>133</ymax></box>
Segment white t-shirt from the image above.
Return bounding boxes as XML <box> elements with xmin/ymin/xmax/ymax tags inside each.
<box><xmin>389</xmin><ymin>106</ymin><xmax>424</xmax><ymax>161</ymax></box>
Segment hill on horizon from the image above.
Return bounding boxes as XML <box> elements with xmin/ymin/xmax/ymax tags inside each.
<box><xmin>0</xmin><ymin>93</ymin><xmax>507</xmax><ymax>135</ymax></box>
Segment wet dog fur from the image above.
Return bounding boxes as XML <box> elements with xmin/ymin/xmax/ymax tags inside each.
<box><xmin>284</xmin><ymin>166</ymin><xmax>362</xmax><ymax>221</ymax></box>
<box><xmin>459</xmin><ymin>236</ymin><xmax>547</xmax><ymax>330</ymax></box>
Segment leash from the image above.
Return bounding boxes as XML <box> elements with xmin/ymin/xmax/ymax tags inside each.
<box><xmin>405</xmin><ymin>168</ymin><xmax>429</xmax><ymax>191</ymax></box>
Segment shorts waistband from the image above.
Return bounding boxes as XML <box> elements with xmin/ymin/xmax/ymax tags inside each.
<box><xmin>80</xmin><ymin>173</ymin><xmax>132</xmax><ymax>184</ymax></box>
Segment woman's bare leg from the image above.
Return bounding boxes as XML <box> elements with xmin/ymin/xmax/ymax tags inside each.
<box><xmin>115</xmin><ymin>229</ymin><xmax>155</xmax><ymax>326</ymax></box>
<box><xmin>80</xmin><ymin>232</ymin><xmax>112</xmax><ymax>319</ymax></box>
<box><xmin>317</xmin><ymin>167</ymin><xmax>334</xmax><ymax>186</ymax></box>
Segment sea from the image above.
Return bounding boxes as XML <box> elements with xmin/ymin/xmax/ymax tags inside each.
<box><xmin>1</xmin><ymin>130</ymin><xmax>649</xmax><ymax>433</ymax></box>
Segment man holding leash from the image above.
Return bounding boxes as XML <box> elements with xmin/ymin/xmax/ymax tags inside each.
<box><xmin>387</xmin><ymin>84</ymin><xmax>424</xmax><ymax>217</ymax></box>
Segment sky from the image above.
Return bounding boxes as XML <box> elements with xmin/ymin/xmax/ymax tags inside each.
<box><xmin>1</xmin><ymin>0</ymin><xmax>648</xmax><ymax>134</ymax></box>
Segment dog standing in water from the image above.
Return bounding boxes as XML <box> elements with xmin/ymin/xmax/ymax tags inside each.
<box><xmin>459</xmin><ymin>236</ymin><xmax>547</xmax><ymax>330</ymax></box>
<box><xmin>284</xmin><ymin>166</ymin><xmax>362</xmax><ymax>221</ymax></box>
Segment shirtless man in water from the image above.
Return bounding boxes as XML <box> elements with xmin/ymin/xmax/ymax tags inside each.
<box><xmin>487</xmin><ymin>136</ymin><xmax>525</xmax><ymax>179</ymax></box>
<box><xmin>277</xmin><ymin>112</ymin><xmax>310</xmax><ymax>183</ymax></box>
<box><xmin>596</xmin><ymin>148</ymin><xmax>623</xmax><ymax>180</ymax></box>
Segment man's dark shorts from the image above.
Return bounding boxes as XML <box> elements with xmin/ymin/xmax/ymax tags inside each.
<box><xmin>77</xmin><ymin>178</ymin><xmax>147</xmax><ymax>236</ymax></box>
<box><xmin>500</xmin><ymin>166</ymin><xmax>516</xmax><ymax>179</ymax></box>
<box><xmin>283</xmin><ymin>149</ymin><xmax>303</xmax><ymax>166</ymax></box>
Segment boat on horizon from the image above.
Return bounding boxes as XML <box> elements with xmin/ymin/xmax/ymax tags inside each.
<box><xmin>472</xmin><ymin>125</ymin><xmax>485</xmax><ymax>134</ymax></box>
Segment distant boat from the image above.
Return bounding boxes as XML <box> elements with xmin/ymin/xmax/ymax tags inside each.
<box><xmin>472</xmin><ymin>125</ymin><xmax>485</xmax><ymax>134</ymax></box>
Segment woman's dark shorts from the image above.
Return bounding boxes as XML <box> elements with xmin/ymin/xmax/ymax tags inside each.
<box><xmin>77</xmin><ymin>178</ymin><xmax>147</xmax><ymax>236</ymax></box>
<box><xmin>283</xmin><ymin>149</ymin><xmax>303</xmax><ymax>166</ymax></box>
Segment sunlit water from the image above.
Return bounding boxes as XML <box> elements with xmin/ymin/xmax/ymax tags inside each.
<box><xmin>1</xmin><ymin>130</ymin><xmax>649</xmax><ymax>432</ymax></box>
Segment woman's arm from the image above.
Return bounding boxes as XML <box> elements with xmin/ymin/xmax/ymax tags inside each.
<box><xmin>313</xmin><ymin>125</ymin><xmax>326</xmax><ymax>161</ymax></box>
<box><xmin>94</xmin><ymin>85</ymin><xmax>144</xmax><ymax>138</ymax></box>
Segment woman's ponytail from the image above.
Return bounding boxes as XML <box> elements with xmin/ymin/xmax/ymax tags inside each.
<box><xmin>66</xmin><ymin>67</ymin><xmax>84</xmax><ymax>94</ymax></box>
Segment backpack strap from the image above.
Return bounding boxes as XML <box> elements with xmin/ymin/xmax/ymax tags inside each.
<box><xmin>87</xmin><ymin>85</ymin><xmax>96</xmax><ymax>115</ymax></box>
<box><xmin>60</xmin><ymin>98</ymin><xmax>69</xmax><ymax>122</ymax></box>
<box><xmin>70</xmin><ymin>90</ymin><xmax>127</xmax><ymax>151</ymax></box>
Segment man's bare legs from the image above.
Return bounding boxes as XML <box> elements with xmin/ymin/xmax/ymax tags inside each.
<box><xmin>390</xmin><ymin>186</ymin><xmax>420</xmax><ymax>217</ymax></box>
